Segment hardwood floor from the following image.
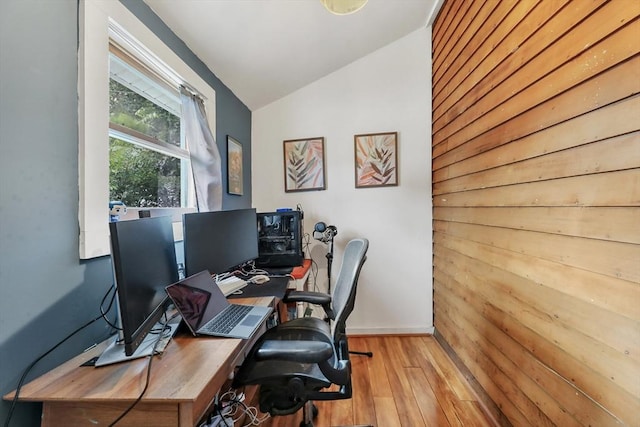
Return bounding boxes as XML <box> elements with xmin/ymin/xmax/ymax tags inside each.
<box><xmin>240</xmin><ymin>335</ymin><xmax>498</xmax><ymax>427</ymax></box>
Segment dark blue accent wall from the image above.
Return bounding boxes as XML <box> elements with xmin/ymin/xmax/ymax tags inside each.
<box><xmin>0</xmin><ymin>1</ymin><xmax>251</xmax><ymax>425</ymax></box>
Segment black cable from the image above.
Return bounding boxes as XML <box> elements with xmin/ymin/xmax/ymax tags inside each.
<box><xmin>299</xmin><ymin>231</ymin><xmax>323</xmax><ymax>292</ymax></box>
<box><xmin>3</xmin><ymin>285</ymin><xmax>118</xmax><ymax>427</ymax></box>
<box><xmin>307</xmin><ymin>253</ymin><xmax>320</xmax><ymax>293</ymax></box>
<box><xmin>302</xmin><ymin>231</ymin><xmax>312</xmax><ymax>259</ymax></box>
<box><xmin>216</xmin><ymin>402</ymin><xmax>231</xmax><ymax>427</ymax></box>
<box><xmin>100</xmin><ymin>284</ymin><xmax>122</xmax><ymax>331</ymax></box>
<box><xmin>108</xmin><ymin>312</ymin><xmax>178</xmax><ymax>426</ymax></box>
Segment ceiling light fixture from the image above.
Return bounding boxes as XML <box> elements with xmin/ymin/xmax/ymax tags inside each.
<box><xmin>321</xmin><ymin>0</ymin><xmax>368</xmax><ymax>15</ymax></box>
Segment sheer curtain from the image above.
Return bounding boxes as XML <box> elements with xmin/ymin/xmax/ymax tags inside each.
<box><xmin>180</xmin><ymin>88</ymin><xmax>222</xmax><ymax>212</ymax></box>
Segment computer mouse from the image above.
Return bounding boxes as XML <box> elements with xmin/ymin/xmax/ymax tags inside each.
<box><xmin>252</xmin><ymin>274</ymin><xmax>270</xmax><ymax>285</ymax></box>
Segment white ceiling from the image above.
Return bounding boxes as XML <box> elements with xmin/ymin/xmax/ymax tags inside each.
<box><xmin>144</xmin><ymin>0</ymin><xmax>440</xmax><ymax>111</ymax></box>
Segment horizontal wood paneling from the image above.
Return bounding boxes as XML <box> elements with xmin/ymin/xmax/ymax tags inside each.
<box><xmin>434</xmin><ymin>0</ymin><xmax>574</xmax><ymax>122</ymax></box>
<box><xmin>434</xmin><ymin>206</ymin><xmax>640</xmax><ymax>244</ymax></box>
<box><xmin>434</xmin><ymin>133</ymin><xmax>640</xmax><ymax>195</ymax></box>
<box><xmin>435</xmin><ymin>221</ymin><xmax>640</xmax><ymax>283</ymax></box>
<box><xmin>434</xmin><ymin>244</ymin><xmax>640</xmax><ymax>425</ymax></box>
<box><xmin>435</xmin><ymin>221</ymin><xmax>640</xmax><ymax>322</ymax></box>
<box><xmin>434</xmin><ymin>267</ymin><xmax>629</xmax><ymax>426</ymax></box>
<box><xmin>432</xmin><ymin>0</ymin><xmax>640</xmax><ymax>426</ymax></box>
<box><xmin>434</xmin><ymin>1</ymin><xmax>639</xmax><ymax>140</ymax></box>
<box><xmin>434</xmin><ymin>97</ymin><xmax>640</xmax><ymax>173</ymax></box>
<box><xmin>434</xmin><ymin>57</ymin><xmax>640</xmax><ymax>165</ymax></box>
<box><xmin>434</xmin><ymin>169</ymin><xmax>640</xmax><ymax>207</ymax></box>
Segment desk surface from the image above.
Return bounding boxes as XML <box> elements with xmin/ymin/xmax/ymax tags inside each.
<box><xmin>4</xmin><ymin>296</ymin><xmax>274</xmax><ymax>427</ymax></box>
<box><xmin>229</xmin><ymin>276</ymin><xmax>289</xmax><ymax>299</ymax></box>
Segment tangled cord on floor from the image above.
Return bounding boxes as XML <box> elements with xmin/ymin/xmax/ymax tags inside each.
<box><xmin>200</xmin><ymin>388</ymin><xmax>270</xmax><ymax>427</ymax></box>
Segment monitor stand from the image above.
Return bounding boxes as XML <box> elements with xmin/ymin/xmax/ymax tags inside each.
<box><xmin>95</xmin><ymin>316</ymin><xmax>181</xmax><ymax>367</ymax></box>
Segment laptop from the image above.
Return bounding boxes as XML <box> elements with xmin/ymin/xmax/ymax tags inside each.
<box><xmin>165</xmin><ymin>270</ymin><xmax>272</xmax><ymax>339</ymax></box>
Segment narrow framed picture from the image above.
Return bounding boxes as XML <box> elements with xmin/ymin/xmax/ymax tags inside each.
<box><xmin>227</xmin><ymin>136</ymin><xmax>243</xmax><ymax>195</ymax></box>
<box><xmin>354</xmin><ymin>132</ymin><xmax>398</xmax><ymax>188</ymax></box>
<box><xmin>283</xmin><ymin>137</ymin><xmax>326</xmax><ymax>192</ymax></box>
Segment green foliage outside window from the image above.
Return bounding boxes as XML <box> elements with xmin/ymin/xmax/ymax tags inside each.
<box><xmin>109</xmin><ymin>138</ymin><xmax>180</xmax><ymax>207</ymax></box>
<box><xmin>109</xmin><ymin>79</ymin><xmax>182</xmax><ymax>207</ymax></box>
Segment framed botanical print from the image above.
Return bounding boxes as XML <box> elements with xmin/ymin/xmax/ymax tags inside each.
<box><xmin>354</xmin><ymin>132</ymin><xmax>398</xmax><ymax>188</ymax></box>
<box><xmin>283</xmin><ymin>137</ymin><xmax>326</xmax><ymax>192</ymax></box>
<box><xmin>227</xmin><ymin>136</ymin><xmax>243</xmax><ymax>195</ymax></box>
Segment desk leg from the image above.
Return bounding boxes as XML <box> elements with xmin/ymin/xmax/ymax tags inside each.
<box><xmin>277</xmin><ymin>298</ymin><xmax>289</xmax><ymax>324</ymax></box>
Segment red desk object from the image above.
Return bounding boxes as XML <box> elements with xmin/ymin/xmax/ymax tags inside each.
<box><xmin>290</xmin><ymin>258</ymin><xmax>312</xmax><ymax>279</ymax></box>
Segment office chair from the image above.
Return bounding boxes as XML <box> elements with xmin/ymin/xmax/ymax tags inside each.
<box><xmin>233</xmin><ymin>238</ymin><xmax>370</xmax><ymax>427</ymax></box>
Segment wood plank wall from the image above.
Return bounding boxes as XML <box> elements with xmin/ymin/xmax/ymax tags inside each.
<box><xmin>431</xmin><ymin>1</ymin><xmax>640</xmax><ymax>426</ymax></box>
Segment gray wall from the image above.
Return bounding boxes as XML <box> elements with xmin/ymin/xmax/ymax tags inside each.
<box><xmin>0</xmin><ymin>1</ymin><xmax>251</xmax><ymax>425</ymax></box>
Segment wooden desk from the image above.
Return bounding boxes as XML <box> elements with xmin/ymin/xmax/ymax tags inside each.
<box><xmin>3</xmin><ymin>296</ymin><xmax>274</xmax><ymax>427</ymax></box>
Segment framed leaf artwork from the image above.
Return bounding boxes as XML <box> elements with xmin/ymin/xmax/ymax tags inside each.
<box><xmin>283</xmin><ymin>137</ymin><xmax>326</xmax><ymax>192</ymax></box>
<box><xmin>227</xmin><ymin>136</ymin><xmax>243</xmax><ymax>195</ymax></box>
<box><xmin>354</xmin><ymin>132</ymin><xmax>398</xmax><ymax>188</ymax></box>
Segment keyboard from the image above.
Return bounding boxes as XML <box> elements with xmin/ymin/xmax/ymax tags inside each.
<box><xmin>201</xmin><ymin>304</ymin><xmax>252</xmax><ymax>334</ymax></box>
<box><xmin>216</xmin><ymin>276</ymin><xmax>248</xmax><ymax>296</ymax></box>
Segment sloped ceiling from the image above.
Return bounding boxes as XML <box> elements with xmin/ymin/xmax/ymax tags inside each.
<box><xmin>144</xmin><ymin>0</ymin><xmax>440</xmax><ymax>111</ymax></box>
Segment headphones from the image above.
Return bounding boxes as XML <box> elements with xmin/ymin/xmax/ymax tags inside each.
<box><xmin>314</xmin><ymin>221</ymin><xmax>337</xmax><ymax>243</ymax></box>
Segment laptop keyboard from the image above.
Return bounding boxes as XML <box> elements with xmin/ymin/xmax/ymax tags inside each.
<box><xmin>201</xmin><ymin>304</ymin><xmax>252</xmax><ymax>335</ymax></box>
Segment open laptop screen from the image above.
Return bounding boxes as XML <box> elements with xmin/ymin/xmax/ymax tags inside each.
<box><xmin>165</xmin><ymin>283</ymin><xmax>211</xmax><ymax>330</ymax></box>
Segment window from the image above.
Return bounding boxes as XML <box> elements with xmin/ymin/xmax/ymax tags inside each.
<box><xmin>108</xmin><ymin>48</ymin><xmax>193</xmax><ymax>209</ymax></box>
<box><xmin>79</xmin><ymin>1</ymin><xmax>216</xmax><ymax>258</ymax></box>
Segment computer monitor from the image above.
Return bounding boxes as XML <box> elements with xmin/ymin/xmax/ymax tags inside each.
<box><xmin>108</xmin><ymin>216</ymin><xmax>179</xmax><ymax>357</ymax></box>
<box><xmin>183</xmin><ymin>208</ymin><xmax>259</xmax><ymax>277</ymax></box>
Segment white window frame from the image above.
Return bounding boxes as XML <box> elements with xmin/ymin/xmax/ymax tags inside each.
<box><xmin>108</xmin><ymin>48</ymin><xmax>194</xmax><ymax>211</ymax></box>
<box><xmin>78</xmin><ymin>0</ymin><xmax>216</xmax><ymax>259</ymax></box>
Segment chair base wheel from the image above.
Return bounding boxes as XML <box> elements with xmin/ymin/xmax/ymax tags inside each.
<box><xmin>349</xmin><ymin>350</ymin><xmax>373</xmax><ymax>357</ymax></box>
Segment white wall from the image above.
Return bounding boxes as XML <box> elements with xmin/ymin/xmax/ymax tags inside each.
<box><xmin>252</xmin><ymin>27</ymin><xmax>433</xmax><ymax>334</ymax></box>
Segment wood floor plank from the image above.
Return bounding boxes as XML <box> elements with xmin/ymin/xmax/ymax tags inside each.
<box><xmin>406</xmin><ymin>366</ymin><xmax>452</xmax><ymax>427</ymax></box>
<box><xmin>364</xmin><ymin>336</ymin><xmax>394</xmax><ymax>398</ymax></box>
<box><xmin>456</xmin><ymin>401</ymin><xmax>499</xmax><ymax>427</ymax></box>
<box><xmin>373</xmin><ymin>396</ymin><xmax>403</xmax><ymax>427</ymax></box>
<box><xmin>380</xmin><ymin>336</ymin><xmax>417</xmax><ymax>397</ymax></box>
<box><xmin>349</xmin><ymin>338</ymin><xmax>378</xmax><ymax>426</ymax></box>
<box><xmin>420</xmin><ymin>335</ymin><xmax>476</xmax><ymax>401</ymax></box>
<box><xmin>330</xmin><ymin>395</ymin><xmax>354</xmax><ymax>426</ymax></box>
<box><xmin>405</xmin><ymin>336</ymin><xmax>496</xmax><ymax>426</ymax></box>
<box><xmin>415</xmin><ymin>345</ymin><xmax>467</xmax><ymax>427</ymax></box>
<box><xmin>313</xmin><ymin>400</ymin><xmax>333</xmax><ymax>427</ymax></box>
<box><xmin>380</xmin><ymin>336</ymin><xmax>439</xmax><ymax>426</ymax></box>
<box><xmin>387</xmin><ymin>335</ymin><xmax>416</xmax><ymax>367</ymax></box>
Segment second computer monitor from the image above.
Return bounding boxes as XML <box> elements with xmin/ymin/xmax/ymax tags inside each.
<box><xmin>183</xmin><ymin>208</ymin><xmax>259</xmax><ymax>277</ymax></box>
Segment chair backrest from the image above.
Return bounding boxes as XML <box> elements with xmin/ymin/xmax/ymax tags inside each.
<box><xmin>330</xmin><ymin>238</ymin><xmax>369</xmax><ymax>345</ymax></box>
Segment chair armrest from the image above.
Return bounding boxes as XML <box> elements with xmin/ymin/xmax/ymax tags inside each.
<box><xmin>255</xmin><ymin>340</ymin><xmax>333</xmax><ymax>363</ymax></box>
<box><xmin>283</xmin><ymin>291</ymin><xmax>330</xmax><ymax>305</ymax></box>
<box><xmin>283</xmin><ymin>291</ymin><xmax>334</xmax><ymax>319</ymax></box>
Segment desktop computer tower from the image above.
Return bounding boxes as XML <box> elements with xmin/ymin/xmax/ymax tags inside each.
<box><xmin>256</xmin><ymin>211</ymin><xmax>304</xmax><ymax>268</ymax></box>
